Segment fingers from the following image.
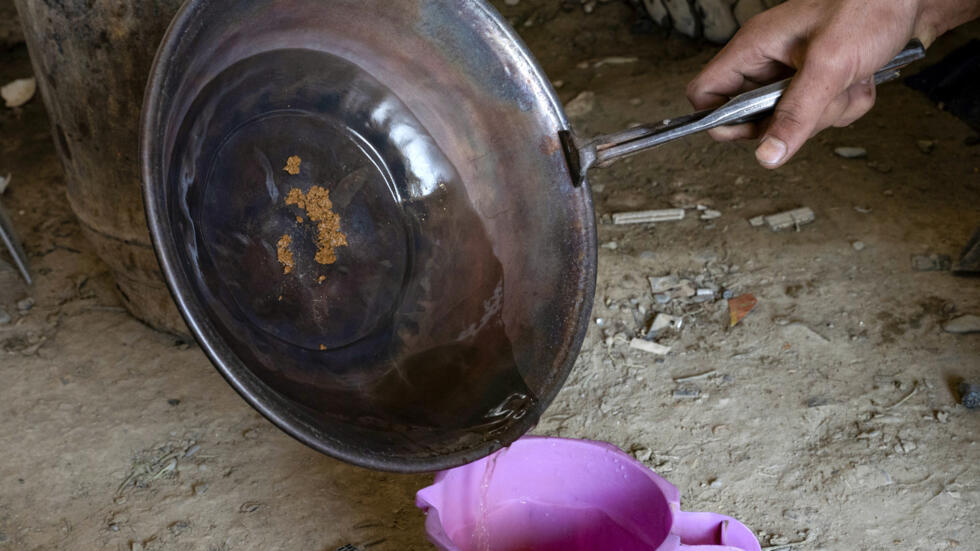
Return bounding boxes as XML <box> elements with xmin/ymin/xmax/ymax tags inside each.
<box><xmin>831</xmin><ymin>79</ymin><xmax>876</xmax><ymax>128</ymax></box>
<box><xmin>687</xmin><ymin>9</ymin><xmax>801</xmax><ymax>110</ymax></box>
<box><xmin>708</xmin><ymin>122</ymin><xmax>761</xmax><ymax>142</ymax></box>
<box><xmin>755</xmin><ymin>45</ymin><xmax>858</xmax><ymax>168</ymax></box>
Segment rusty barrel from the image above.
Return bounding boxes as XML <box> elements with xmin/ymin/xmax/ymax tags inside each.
<box><xmin>14</xmin><ymin>0</ymin><xmax>186</xmax><ymax>333</ymax></box>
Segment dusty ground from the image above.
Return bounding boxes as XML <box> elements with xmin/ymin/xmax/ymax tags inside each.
<box><xmin>1</xmin><ymin>1</ymin><xmax>978</xmax><ymax>550</ymax></box>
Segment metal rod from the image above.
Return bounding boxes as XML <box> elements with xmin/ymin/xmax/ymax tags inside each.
<box><xmin>563</xmin><ymin>39</ymin><xmax>926</xmax><ymax>185</ymax></box>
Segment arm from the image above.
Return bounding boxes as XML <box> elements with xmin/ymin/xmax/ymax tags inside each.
<box><xmin>686</xmin><ymin>0</ymin><xmax>980</xmax><ymax>169</ymax></box>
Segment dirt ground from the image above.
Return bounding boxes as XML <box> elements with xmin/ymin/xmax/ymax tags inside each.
<box><xmin>1</xmin><ymin>1</ymin><xmax>978</xmax><ymax>550</ymax></box>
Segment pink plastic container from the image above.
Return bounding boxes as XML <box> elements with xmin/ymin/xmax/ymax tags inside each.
<box><xmin>416</xmin><ymin>437</ymin><xmax>761</xmax><ymax>551</ymax></box>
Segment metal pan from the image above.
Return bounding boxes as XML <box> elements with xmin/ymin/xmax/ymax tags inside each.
<box><xmin>140</xmin><ymin>0</ymin><xmax>923</xmax><ymax>472</ymax></box>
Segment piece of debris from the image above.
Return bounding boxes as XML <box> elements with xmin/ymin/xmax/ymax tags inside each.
<box><xmin>649</xmin><ymin>275</ymin><xmax>679</xmax><ymax>294</ymax></box>
<box><xmin>700</xmin><ymin>209</ymin><xmax>722</xmax><ymax>220</ymax></box>
<box><xmin>593</xmin><ymin>56</ymin><xmax>638</xmax><ymax>68</ymax></box>
<box><xmin>334</xmin><ymin>545</ymin><xmax>362</xmax><ymax>551</ymax></box>
<box><xmin>630</xmin><ymin>338</ymin><xmax>670</xmax><ymax>356</ymax></box>
<box><xmin>748</xmin><ymin>215</ymin><xmax>765</xmax><ymax>227</ymax></box>
<box><xmin>612</xmin><ymin>208</ymin><xmax>685</xmax><ymax>225</ymax></box>
<box><xmin>693</xmin><ymin>288</ymin><xmax>715</xmax><ymax>302</ymax></box>
<box><xmin>673</xmin><ymin>387</ymin><xmax>701</xmax><ymax>399</ymax></box>
<box><xmin>239</xmin><ymin>501</ymin><xmax>263</xmax><ymax>513</ymax></box>
<box><xmin>564</xmin><ymin>90</ymin><xmax>596</xmax><ymax>119</ymax></box>
<box><xmin>1</xmin><ymin>77</ymin><xmax>36</xmax><ymax>108</ymax></box>
<box><xmin>16</xmin><ymin>297</ymin><xmax>34</xmax><ymax>312</ymax></box>
<box><xmin>0</xmin><ymin>308</ymin><xmax>10</xmax><ymax>324</ymax></box>
<box><xmin>852</xmin><ymin>241</ymin><xmax>866</xmax><ymax>251</ymax></box>
<box><xmin>834</xmin><ymin>146</ymin><xmax>867</xmax><ymax>159</ymax></box>
<box><xmin>917</xmin><ymin>139</ymin><xmax>936</xmax><ymax>154</ymax></box>
<box><xmin>649</xmin><ymin>313</ymin><xmax>682</xmax><ymax>334</ymax></box>
<box><xmin>853</xmin><ymin>205</ymin><xmax>872</xmax><ymax>214</ymax></box>
<box><xmin>762</xmin><ymin>207</ymin><xmax>815</xmax><ymax>232</ymax></box>
<box><xmin>944</xmin><ymin>314</ymin><xmax>980</xmax><ymax>334</ymax></box>
<box><xmin>0</xmin><ymin>173</ymin><xmax>10</xmax><ymax>195</ymax></box>
<box><xmin>728</xmin><ymin>293</ymin><xmax>757</xmax><ymax>327</ymax></box>
<box><xmin>911</xmin><ymin>253</ymin><xmax>952</xmax><ymax>272</ymax></box>
<box><xmin>283</xmin><ymin>155</ymin><xmax>302</xmax><ymax>175</ymax></box>
<box><xmin>959</xmin><ymin>382</ymin><xmax>980</xmax><ymax>409</ymax></box>
<box><xmin>673</xmin><ymin>370</ymin><xmax>716</xmax><ymax>383</ymax></box>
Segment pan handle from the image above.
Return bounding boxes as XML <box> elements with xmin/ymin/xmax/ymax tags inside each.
<box><xmin>561</xmin><ymin>39</ymin><xmax>926</xmax><ymax>186</ymax></box>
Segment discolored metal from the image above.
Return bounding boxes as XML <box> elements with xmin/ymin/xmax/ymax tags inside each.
<box><xmin>142</xmin><ymin>0</ymin><xmax>596</xmax><ymax>472</ymax></box>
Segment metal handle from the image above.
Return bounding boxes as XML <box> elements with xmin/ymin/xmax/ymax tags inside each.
<box><xmin>561</xmin><ymin>39</ymin><xmax>926</xmax><ymax>186</ymax></box>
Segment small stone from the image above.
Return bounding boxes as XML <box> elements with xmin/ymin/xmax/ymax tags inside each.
<box><xmin>630</xmin><ymin>338</ymin><xmax>670</xmax><ymax>356</ymax></box>
<box><xmin>565</xmin><ymin>90</ymin><xmax>596</xmax><ymax>119</ymax></box>
<box><xmin>935</xmin><ymin>410</ymin><xmax>949</xmax><ymax>423</ymax></box>
<box><xmin>167</xmin><ymin>399</ymin><xmax>181</xmax><ymax>406</ymax></box>
<box><xmin>600</xmin><ymin>241</ymin><xmax>618</xmax><ymax>250</ymax></box>
<box><xmin>239</xmin><ymin>501</ymin><xmax>263</xmax><ymax>513</ymax></box>
<box><xmin>700</xmin><ymin>209</ymin><xmax>722</xmax><ymax>220</ymax></box>
<box><xmin>16</xmin><ymin>297</ymin><xmax>34</xmax><ymax>312</ymax></box>
<box><xmin>551</xmin><ymin>80</ymin><xmax>564</xmax><ymax>89</ymax></box>
<box><xmin>709</xmin><ymin>478</ymin><xmax>723</xmax><ymax>488</ymax></box>
<box><xmin>834</xmin><ymin>146</ymin><xmax>867</xmax><ymax>159</ymax></box>
<box><xmin>504</xmin><ymin>0</ymin><xmax>520</xmax><ymax>5</ymax></box>
<box><xmin>917</xmin><ymin>139</ymin><xmax>935</xmax><ymax>154</ymax></box>
<box><xmin>945</xmin><ymin>315</ymin><xmax>980</xmax><ymax>334</ymax></box>
<box><xmin>959</xmin><ymin>383</ymin><xmax>980</xmax><ymax>409</ymax></box>
<box><xmin>722</xmin><ymin>290</ymin><xmax>734</xmax><ymax>299</ymax></box>
<box><xmin>0</xmin><ymin>308</ymin><xmax>11</xmax><ymax>324</ymax></box>
<box><xmin>912</xmin><ymin>254</ymin><xmax>952</xmax><ymax>272</ymax></box>
<box><xmin>673</xmin><ymin>387</ymin><xmax>700</xmax><ymax>399</ymax></box>
<box><xmin>2</xmin><ymin>77</ymin><xmax>36</xmax><ymax>108</ymax></box>
<box><xmin>852</xmin><ymin>241</ymin><xmax>865</xmax><ymax>251</ymax></box>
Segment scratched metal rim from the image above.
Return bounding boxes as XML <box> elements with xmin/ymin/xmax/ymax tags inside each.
<box><xmin>140</xmin><ymin>0</ymin><xmax>597</xmax><ymax>472</ymax></box>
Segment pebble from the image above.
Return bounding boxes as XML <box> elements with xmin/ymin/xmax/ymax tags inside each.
<box><xmin>16</xmin><ymin>297</ymin><xmax>34</xmax><ymax>312</ymax></box>
<box><xmin>917</xmin><ymin>139</ymin><xmax>935</xmax><ymax>154</ymax></box>
<box><xmin>960</xmin><ymin>383</ymin><xmax>980</xmax><ymax>409</ymax></box>
<box><xmin>834</xmin><ymin>146</ymin><xmax>867</xmax><ymax>159</ymax></box>
<box><xmin>944</xmin><ymin>315</ymin><xmax>980</xmax><ymax>334</ymax></box>
<box><xmin>564</xmin><ymin>90</ymin><xmax>595</xmax><ymax>119</ymax></box>
<box><xmin>852</xmin><ymin>241</ymin><xmax>866</xmax><ymax>251</ymax></box>
<box><xmin>912</xmin><ymin>254</ymin><xmax>951</xmax><ymax>272</ymax></box>
<box><xmin>0</xmin><ymin>308</ymin><xmax>11</xmax><ymax>324</ymax></box>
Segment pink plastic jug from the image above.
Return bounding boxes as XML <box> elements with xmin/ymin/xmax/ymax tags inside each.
<box><xmin>416</xmin><ymin>437</ymin><xmax>761</xmax><ymax>551</ymax></box>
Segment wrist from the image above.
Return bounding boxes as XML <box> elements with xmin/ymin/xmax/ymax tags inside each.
<box><xmin>914</xmin><ymin>0</ymin><xmax>980</xmax><ymax>45</ymax></box>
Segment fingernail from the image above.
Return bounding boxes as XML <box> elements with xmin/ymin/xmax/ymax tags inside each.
<box><xmin>756</xmin><ymin>136</ymin><xmax>787</xmax><ymax>166</ymax></box>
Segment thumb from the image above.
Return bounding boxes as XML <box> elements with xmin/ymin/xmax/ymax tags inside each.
<box><xmin>755</xmin><ymin>54</ymin><xmax>853</xmax><ymax>168</ymax></box>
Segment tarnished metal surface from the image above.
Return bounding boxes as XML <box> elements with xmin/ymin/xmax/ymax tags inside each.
<box><xmin>14</xmin><ymin>0</ymin><xmax>186</xmax><ymax>333</ymax></box>
<box><xmin>142</xmin><ymin>0</ymin><xmax>596</xmax><ymax>471</ymax></box>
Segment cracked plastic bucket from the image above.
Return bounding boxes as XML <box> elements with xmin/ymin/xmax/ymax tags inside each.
<box><xmin>416</xmin><ymin>437</ymin><xmax>761</xmax><ymax>551</ymax></box>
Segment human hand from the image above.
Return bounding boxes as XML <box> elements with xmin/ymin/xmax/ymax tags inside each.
<box><xmin>687</xmin><ymin>0</ymin><xmax>980</xmax><ymax>169</ymax></box>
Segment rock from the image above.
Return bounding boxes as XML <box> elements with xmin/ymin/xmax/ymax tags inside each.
<box><xmin>16</xmin><ymin>297</ymin><xmax>34</xmax><ymax>312</ymax></box>
<box><xmin>762</xmin><ymin>207</ymin><xmax>815</xmax><ymax>232</ymax></box>
<box><xmin>630</xmin><ymin>338</ymin><xmax>670</xmax><ymax>356</ymax></box>
<box><xmin>0</xmin><ymin>308</ymin><xmax>10</xmax><ymax>324</ymax></box>
<box><xmin>834</xmin><ymin>146</ymin><xmax>867</xmax><ymax>159</ymax></box>
<box><xmin>700</xmin><ymin>209</ymin><xmax>722</xmax><ymax>220</ymax></box>
<box><xmin>1</xmin><ymin>77</ymin><xmax>36</xmax><ymax>108</ymax></box>
<box><xmin>917</xmin><ymin>139</ymin><xmax>936</xmax><ymax>153</ymax></box>
<box><xmin>565</xmin><ymin>90</ymin><xmax>596</xmax><ymax>119</ymax></box>
<box><xmin>912</xmin><ymin>253</ymin><xmax>951</xmax><ymax>272</ymax></box>
<box><xmin>852</xmin><ymin>241</ymin><xmax>866</xmax><ymax>251</ymax></box>
<box><xmin>650</xmin><ymin>313</ymin><xmax>682</xmax><ymax>333</ymax></box>
<box><xmin>593</xmin><ymin>56</ymin><xmax>638</xmax><ymax>68</ymax></box>
<box><xmin>945</xmin><ymin>315</ymin><xmax>980</xmax><ymax>334</ymax></box>
<box><xmin>959</xmin><ymin>383</ymin><xmax>979</xmax><ymax>409</ymax></box>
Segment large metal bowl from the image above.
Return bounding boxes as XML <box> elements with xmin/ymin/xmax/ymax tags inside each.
<box><xmin>141</xmin><ymin>0</ymin><xmax>596</xmax><ymax>472</ymax></box>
